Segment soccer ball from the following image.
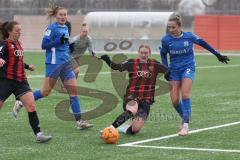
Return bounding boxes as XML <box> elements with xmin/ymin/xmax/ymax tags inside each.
<box><xmin>101</xmin><ymin>127</ymin><xmax>119</xmax><ymax>144</ymax></box>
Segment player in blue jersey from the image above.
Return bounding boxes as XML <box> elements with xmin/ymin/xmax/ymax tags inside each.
<box><xmin>160</xmin><ymin>13</ymin><xmax>229</xmax><ymax>136</ymax></box>
<box><xmin>13</xmin><ymin>5</ymin><xmax>93</xmax><ymax>129</ymax></box>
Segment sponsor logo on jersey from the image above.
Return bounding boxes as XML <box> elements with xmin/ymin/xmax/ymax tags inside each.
<box><xmin>137</xmin><ymin>70</ymin><xmax>152</xmax><ymax>78</ymax></box>
<box><xmin>184</xmin><ymin>41</ymin><xmax>189</xmax><ymax>47</ymax></box>
<box><xmin>14</xmin><ymin>50</ymin><xmax>24</xmax><ymax>57</ymax></box>
<box><xmin>169</xmin><ymin>49</ymin><xmax>187</xmax><ymax>55</ymax></box>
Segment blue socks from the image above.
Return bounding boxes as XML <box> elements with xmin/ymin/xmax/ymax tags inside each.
<box><xmin>182</xmin><ymin>98</ymin><xmax>191</xmax><ymax>123</ymax></box>
<box><xmin>174</xmin><ymin>102</ymin><xmax>183</xmax><ymax>118</ymax></box>
<box><xmin>33</xmin><ymin>90</ymin><xmax>43</xmax><ymax>101</ymax></box>
<box><xmin>70</xmin><ymin>96</ymin><xmax>81</xmax><ymax>121</ymax></box>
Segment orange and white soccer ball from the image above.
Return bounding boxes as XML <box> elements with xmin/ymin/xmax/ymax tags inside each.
<box><xmin>101</xmin><ymin>127</ymin><xmax>119</xmax><ymax>144</ymax></box>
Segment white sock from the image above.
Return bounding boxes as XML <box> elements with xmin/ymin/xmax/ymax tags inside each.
<box><xmin>36</xmin><ymin>132</ymin><xmax>42</xmax><ymax>137</ymax></box>
<box><xmin>183</xmin><ymin>123</ymin><xmax>189</xmax><ymax>129</ymax></box>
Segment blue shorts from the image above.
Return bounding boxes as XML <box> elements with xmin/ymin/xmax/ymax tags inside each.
<box><xmin>170</xmin><ymin>67</ymin><xmax>195</xmax><ymax>81</ymax></box>
<box><xmin>45</xmin><ymin>61</ymin><xmax>75</xmax><ymax>81</ymax></box>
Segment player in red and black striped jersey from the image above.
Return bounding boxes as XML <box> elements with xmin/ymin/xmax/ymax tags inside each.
<box><xmin>0</xmin><ymin>21</ymin><xmax>51</xmax><ymax>143</ymax></box>
<box><xmin>100</xmin><ymin>44</ymin><xmax>169</xmax><ymax>135</ymax></box>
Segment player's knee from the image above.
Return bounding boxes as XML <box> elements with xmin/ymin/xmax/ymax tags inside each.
<box><xmin>25</xmin><ymin>103</ymin><xmax>36</xmax><ymax>112</ymax></box>
<box><xmin>132</xmin><ymin>127</ymin><xmax>141</xmax><ymax>134</ymax></box>
<box><xmin>41</xmin><ymin>90</ymin><xmax>50</xmax><ymax>97</ymax></box>
<box><xmin>126</xmin><ymin>100</ymin><xmax>138</xmax><ymax>115</ymax></box>
<box><xmin>0</xmin><ymin>101</ymin><xmax>3</xmax><ymax>110</ymax></box>
<box><xmin>127</xmin><ymin>126</ymin><xmax>140</xmax><ymax>135</ymax></box>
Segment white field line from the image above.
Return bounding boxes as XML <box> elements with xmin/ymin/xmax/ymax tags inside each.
<box><xmin>118</xmin><ymin>121</ymin><xmax>240</xmax><ymax>147</ymax></box>
<box><xmin>27</xmin><ymin>64</ymin><xmax>240</xmax><ymax>79</ymax></box>
<box><xmin>197</xmin><ymin>64</ymin><xmax>240</xmax><ymax>69</ymax></box>
<box><xmin>126</xmin><ymin>145</ymin><xmax>240</xmax><ymax>153</ymax></box>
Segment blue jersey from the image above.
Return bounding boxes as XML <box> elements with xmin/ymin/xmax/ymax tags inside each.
<box><xmin>160</xmin><ymin>32</ymin><xmax>220</xmax><ymax>71</ymax></box>
<box><xmin>42</xmin><ymin>22</ymin><xmax>70</xmax><ymax>64</ymax></box>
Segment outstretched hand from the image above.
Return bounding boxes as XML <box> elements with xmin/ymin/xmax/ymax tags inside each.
<box><xmin>100</xmin><ymin>54</ymin><xmax>111</xmax><ymax>66</ymax></box>
<box><xmin>100</xmin><ymin>54</ymin><xmax>110</xmax><ymax>61</ymax></box>
<box><xmin>164</xmin><ymin>70</ymin><xmax>170</xmax><ymax>81</ymax></box>
<box><xmin>216</xmin><ymin>54</ymin><xmax>230</xmax><ymax>64</ymax></box>
<box><xmin>0</xmin><ymin>58</ymin><xmax>6</xmax><ymax>67</ymax></box>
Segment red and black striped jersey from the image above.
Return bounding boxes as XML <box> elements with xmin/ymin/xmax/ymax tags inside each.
<box><xmin>111</xmin><ymin>58</ymin><xmax>168</xmax><ymax>104</ymax></box>
<box><xmin>0</xmin><ymin>40</ymin><xmax>27</xmax><ymax>81</ymax></box>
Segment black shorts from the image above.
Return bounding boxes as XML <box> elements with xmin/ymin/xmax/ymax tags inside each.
<box><xmin>0</xmin><ymin>78</ymin><xmax>32</xmax><ymax>101</ymax></box>
<box><xmin>123</xmin><ymin>95</ymin><xmax>151</xmax><ymax>120</ymax></box>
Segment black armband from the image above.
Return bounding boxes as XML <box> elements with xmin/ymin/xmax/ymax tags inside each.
<box><xmin>24</xmin><ymin>63</ymin><xmax>30</xmax><ymax>70</ymax></box>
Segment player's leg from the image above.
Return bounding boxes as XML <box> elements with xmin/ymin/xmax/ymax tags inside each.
<box><xmin>12</xmin><ymin>77</ymin><xmax>57</xmax><ymax>117</ymax></box>
<box><xmin>33</xmin><ymin>63</ymin><xmax>60</xmax><ymax>101</ymax></box>
<box><xmin>170</xmin><ymin>80</ymin><xmax>183</xmax><ymax>119</ymax></box>
<box><xmin>124</xmin><ymin>101</ymin><xmax>150</xmax><ymax>135</ymax></box>
<box><xmin>0</xmin><ymin>101</ymin><xmax>4</xmax><ymax>110</ymax></box>
<box><xmin>71</xmin><ymin>57</ymin><xmax>80</xmax><ymax>79</ymax></box>
<box><xmin>12</xmin><ymin>64</ymin><xmax>58</xmax><ymax>116</ymax></box>
<box><xmin>0</xmin><ymin>79</ymin><xmax>14</xmax><ymax>110</ymax></box>
<box><xmin>61</xmin><ymin>64</ymin><xmax>93</xmax><ymax>129</ymax></box>
<box><xmin>178</xmin><ymin>77</ymin><xmax>193</xmax><ymax>136</ymax></box>
<box><xmin>14</xmin><ymin>81</ymin><xmax>51</xmax><ymax>143</ymax></box>
<box><xmin>12</xmin><ymin>98</ymin><xmax>24</xmax><ymax>117</ymax></box>
<box><xmin>74</xmin><ymin>67</ymin><xmax>80</xmax><ymax>79</ymax></box>
<box><xmin>178</xmin><ymin>68</ymin><xmax>195</xmax><ymax>136</ymax></box>
<box><xmin>111</xmin><ymin>100</ymin><xmax>138</xmax><ymax>130</ymax></box>
<box><xmin>19</xmin><ymin>92</ymin><xmax>52</xmax><ymax>143</ymax></box>
<box><xmin>36</xmin><ymin>77</ymin><xmax>57</xmax><ymax>99</ymax></box>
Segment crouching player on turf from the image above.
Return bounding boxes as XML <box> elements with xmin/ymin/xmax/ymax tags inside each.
<box><xmin>0</xmin><ymin>21</ymin><xmax>52</xmax><ymax>143</ymax></box>
<box><xmin>160</xmin><ymin>13</ymin><xmax>230</xmax><ymax>136</ymax></box>
<box><xmin>100</xmin><ymin>44</ymin><xmax>168</xmax><ymax>135</ymax></box>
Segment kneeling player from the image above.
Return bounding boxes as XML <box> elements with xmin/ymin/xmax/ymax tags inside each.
<box><xmin>100</xmin><ymin>44</ymin><xmax>168</xmax><ymax>135</ymax></box>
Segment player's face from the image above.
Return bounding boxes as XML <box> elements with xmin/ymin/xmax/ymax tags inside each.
<box><xmin>55</xmin><ymin>9</ymin><xmax>67</xmax><ymax>25</ymax></box>
<box><xmin>167</xmin><ymin>21</ymin><xmax>181</xmax><ymax>37</ymax></box>
<box><xmin>9</xmin><ymin>24</ymin><xmax>21</xmax><ymax>41</ymax></box>
<box><xmin>139</xmin><ymin>47</ymin><xmax>150</xmax><ymax>61</ymax></box>
<box><xmin>80</xmin><ymin>27</ymin><xmax>88</xmax><ymax>38</ymax></box>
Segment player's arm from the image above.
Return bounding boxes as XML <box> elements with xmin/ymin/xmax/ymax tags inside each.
<box><xmin>191</xmin><ymin>33</ymin><xmax>230</xmax><ymax>64</ymax></box>
<box><xmin>159</xmin><ymin>39</ymin><xmax>169</xmax><ymax>67</ymax></box>
<box><xmin>24</xmin><ymin>63</ymin><xmax>35</xmax><ymax>71</ymax></box>
<box><xmin>41</xmin><ymin>29</ymin><xmax>68</xmax><ymax>50</ymax></box>
<box><xmin>155</xmin><ymin>60</ymin><xmax>170</xmax><ymax>81</ymax></box>
<box><xmin>100</xmin><ymin>54</ymin><xmax>129</xmax><ymax>72</ymax></box>
<box><xmin>69</xmin><ymin>35</ymin><xmax>79</xmax><ymax>53</ymax></box>
<box><xmin>0</xmin><ymin>43</ymin><xmax>6</xmax><ymax>67</ymax></box>
<box><xmin>87</xmin><ymin>36</ymin><xmax>95</xmax><ymax>56</ymax></box>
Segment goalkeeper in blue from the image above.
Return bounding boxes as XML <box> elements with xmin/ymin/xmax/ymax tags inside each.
<box><xmin>160</xmin><ymin>13</ymin><xmax>230</xmax><ymax>136</ymax></box>
<box><xmin>12</xmin><ymin>5</ymin><xmax>93</xmax><ymax>130</ymax></box>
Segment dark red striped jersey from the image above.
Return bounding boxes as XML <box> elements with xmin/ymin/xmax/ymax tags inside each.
<box><xmin>0</xmin><ymin>40</ymin><xmax>27</xmax><ymax>82</ymax></box>
<box><xmin>111</xmin><ymin>58</ymin><xmax>168</xmax><ymax>104</ymax></box>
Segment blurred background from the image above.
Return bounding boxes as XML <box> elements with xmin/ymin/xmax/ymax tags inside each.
<box><xmin>0</xmin><ymin>0</ymin><xmax>240</xmax><ymax>52</ymax></box>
